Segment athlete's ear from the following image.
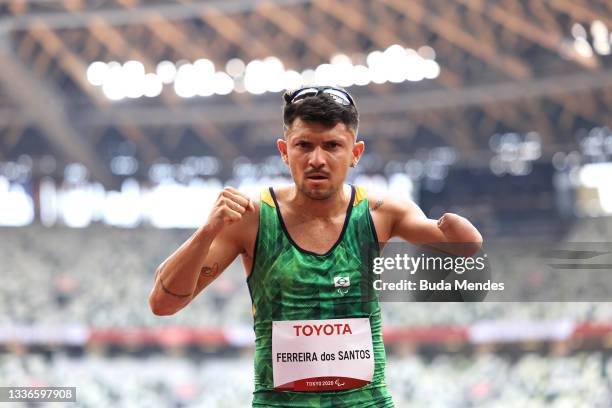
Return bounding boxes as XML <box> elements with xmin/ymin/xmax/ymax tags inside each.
<box><xmin>277</xmin><ymin>138</ymin><xmax>289</xmax><ymax>165</ymax></box>
<box><xmin>351</xmin><ymin>140</ymin><xmax>365</xmax><ymax>167</ymax></box>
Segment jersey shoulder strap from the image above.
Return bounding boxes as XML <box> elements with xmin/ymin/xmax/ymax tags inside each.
<box><xmin>260</xmin><ymin>187</ymin><xmax>276</xmax><ymax>209</ymax></box>
<box><xmin>353</xmin><ymin>184</ymin><xmax>368</xmax><ymax>207</ymax></box>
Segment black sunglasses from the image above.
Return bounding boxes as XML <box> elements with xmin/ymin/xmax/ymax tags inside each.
<box><xmin>284</xmin><ymin>86</ymin><xmax>355</xmax><ymax>107</ymax></box>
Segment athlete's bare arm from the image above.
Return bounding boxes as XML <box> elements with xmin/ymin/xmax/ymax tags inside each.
<box><xmin>368</xmin><ymin>193</ymin><xmax>483</xmax><ymax>256</ymax></box>
<box><xmin>148</xmin><ymin>187</ymin><xmax>258</xmax><ymax>316</ymax></box>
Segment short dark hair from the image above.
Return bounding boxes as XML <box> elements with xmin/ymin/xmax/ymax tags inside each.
<box><xmin>282</xmin><ymin>91</ymin><xmax>359</xmax><ymax>134</ymax></box>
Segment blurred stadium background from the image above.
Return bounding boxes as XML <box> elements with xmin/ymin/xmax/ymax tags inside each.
<box><xmin>1</xmin><ymin>0</ymin><xmax>612</xmax><ymax>406</ymax></box>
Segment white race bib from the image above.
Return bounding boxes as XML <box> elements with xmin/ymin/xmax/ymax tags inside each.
<box><xmin>272</xmin><ymin>317</ymin><xmax>374</xmax><ymax>391</ymax></box>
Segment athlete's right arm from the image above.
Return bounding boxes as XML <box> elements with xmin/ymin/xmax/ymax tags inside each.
<box><xmin>148</xmin><ymin>187</ymin><xmax>255</xmax><ymax>316</ymax></box>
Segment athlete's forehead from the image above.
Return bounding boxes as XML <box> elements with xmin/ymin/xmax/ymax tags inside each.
<box><xmin>285</xmin><ymin>118</ymin><xmax>356</xmax><ymax>142</ymax></box>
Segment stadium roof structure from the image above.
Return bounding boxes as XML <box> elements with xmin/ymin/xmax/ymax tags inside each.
<box><xmin>0</xmin><ymin>0</ymin><xmax>610</xmax><ymax>187</ymax></box>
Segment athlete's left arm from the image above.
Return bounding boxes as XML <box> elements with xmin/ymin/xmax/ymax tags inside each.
<box><xmin>380</xmin><ymin>197</ymin><xmax>483</xmax><ymax>256</ymax></box>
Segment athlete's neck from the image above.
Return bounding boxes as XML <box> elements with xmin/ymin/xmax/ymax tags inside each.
<box><xmin>286</xmin><ymin>184</ymin><xmax>350</xmax><ymax>219</ymax></box>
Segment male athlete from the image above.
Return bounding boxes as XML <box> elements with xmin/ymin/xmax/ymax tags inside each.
<box><xmin>149</xmin><ymin>86</ymin><xmax>483</xmax><ymax>407</ymax></box>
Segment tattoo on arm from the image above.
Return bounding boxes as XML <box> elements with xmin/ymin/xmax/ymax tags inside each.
<box><xmin>200</xmin><ymin>262</ymin><xmax>219</xmax><ymax>278</ymax></box>
<box><xmin>371</xmin><ymin>199</ymin><xmax>384</xmax><ymax>211</ymax></box>
<box><xmin>155</xmin><ymin>262</ymin><xmax>219</xmax><ymax>299</ymax></box>
<box><xmin>159</xmin><ymin>275</ymin><xmax>192</xmax><ymax>298</ymax></box>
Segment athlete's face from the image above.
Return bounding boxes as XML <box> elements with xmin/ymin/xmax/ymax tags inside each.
<box><xmin>278</xmin><ymin>118</ymin><xmax>364</xmax><ymax>200</ymax></box>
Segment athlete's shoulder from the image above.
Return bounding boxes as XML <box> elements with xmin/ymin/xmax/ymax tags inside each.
<box><xmin>361</xmin><ymin>186</ymin><xmax>425</xmax><ymax>242</ymax></box>
<box><xmin>353</xmin><ymin>185</ymin><xmax>386</xmax><ymax>212</ymax></box>
<box><xmin>259</xmin><ymin>184</ymin><xmax>297</xmax><ymax>208</ymax></box>
<box><xmin>352</xmin><ymin>184</ymin><xmax>386</xmax><ymax>205</ymax></box>
<box><xmin>358</xmin><ymin>186</ymin><xmax>420</xmax><ymax>215</ymax></box>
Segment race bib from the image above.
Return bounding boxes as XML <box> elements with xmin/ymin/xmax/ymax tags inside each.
<box><xmin>272</xmin><ymin>317</ymin><xmax>374</xmax><ymax>391</ymax></box>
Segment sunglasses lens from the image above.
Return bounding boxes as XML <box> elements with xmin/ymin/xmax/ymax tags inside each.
<box><xmin>288</xmin><ymin>87</ymin><xmax>353</xmax><ymax>107</ymax></box>
<box><xmin>323</xmin><ymin>89</ymin><xmax>351</xmax><ymax>105</ymax></box>
<box><xmin>291</xmin><ymin>88</ymin><xmax>319</xmax><ymax>104</ymax></box>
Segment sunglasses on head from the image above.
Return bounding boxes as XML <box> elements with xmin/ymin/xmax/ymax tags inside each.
<box><xmin>284</xmin><ymin>86</ymin><xmax>355</xmax><ymax>107</ymax></box>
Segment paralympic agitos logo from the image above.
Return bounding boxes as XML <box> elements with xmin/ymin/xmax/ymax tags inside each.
<box><xmin>334</xmin><ymin>276</ymin><xmax>350</xmax><ymax>295</ymax></box>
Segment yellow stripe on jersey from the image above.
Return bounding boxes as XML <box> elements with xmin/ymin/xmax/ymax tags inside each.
<box><xmin>260</xmin><ymin>188</ymin><xmax>276</xmax><ymax>208</ymax></box>
<box><xmin>353</xmin><ymin>185</ymin><xmax>367</xmax><ymax>207</ymax></box>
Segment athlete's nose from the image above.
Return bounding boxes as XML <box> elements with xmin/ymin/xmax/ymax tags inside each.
<box><xmin>308</xmin><ymin>146</ymin><xmax>326</xmax><ymax>168</ymax></box>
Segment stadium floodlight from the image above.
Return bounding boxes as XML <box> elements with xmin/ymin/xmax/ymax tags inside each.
<box><xmin>402</xmin><ymin>49</ymin><xmax>424</xmax><ymax>82</ymax></box>
<box><xmin>331</xmin><ymin>54</ymin><xmax>354</xmax><ymax>87</ymax></box>
<box><xmin>213</xmin><ymin>72</ymin><xmax>235</xmax><ymax>95</ymax></box>
<box><xmin>194</xmin><ymin>58</ymin><xmax>215</xmax><ymax>76</ymax></box>
<box><xmin>572</xmin><ymin>23</ymin><xmax>587</xmax><ymax>39</ymax></box>
<box><xmin>300</xmin><ymin>69</ymin><xmax>316</xmax><ymax>87</ymax></box>
<box><xmin>143</xmin><ymin>73</ymin><xmax>163</xmax><ymax>98</ymax></box>
<box><xmin>417</xmin><ymin>46</ymin><xmax>436</xmax><ymax>60</ymax></box>
<box><xmin>384</xmin><ymin>44</ymin><xmax>408</xmax><ymax>84</ymax></box>
<box><xmin>352</xmin><ymin>65</ymin><xmax>370</xmax><ymax>86</ymax></box>
<box><xmin>102</xmin><ymin>63</ymin><xmax>127</xmax><ymax>101</ymax></box>
<box><xmin>244</xmin><ymin>60</ymin><xmax>268</xmax><ymax>95</ymax></box>
<box><xmin>0</xmin><ymin>182</ymin><xmax>34</xmax><ymax>226</ymax></box>
<box><xmin>593</xmin><ymin>38</ymin><xmax>611</xmax><ymax>55</ymax></box>
<box><xmin>174</xmin><ymin>64</ymin><xmax>197</xmax><ymax>98</ymax></box>
<box><xmin>193</xmin><ymin>59</ymin><xmax>216</xmax><ymax>97</ymax></box>
<box><xmin>91</xmin><ymin>44</ymin><xmax>441</xmax><ymax>99</ymax></box>
<box><xmin>590</xmin><ymin>21</ymin><xmax>611</xmax><ymax>56</ymax></box>
<box><xmin>123</xmin><ymin>60</ymin><xmax>144</xmax><ymax>76</ymax></box>
<box><xmin>366</xmin><ymin>50</ymin><xmax>382</xmax><ymax>68</ymax></box>
<box><xmin>314</xmin><ymin>63</ymin><xmax>336</xmax><ymax>86</ymax></box>
<box><xmin>87</xmin><ymin>61</ymin><xmax>108</xmax><ymax>86</ymax></box>
<box><xmin>226</xmin><ymin>58</ymin><xmax>246</xmax><ymax>77</ymax></box>
<box><xmin>263</xmin><ymin>57</ymin><xmax>286</xmax><ymax>93</ymax></box>
<box><xmin>194</xmin><ymin>73</ymin><xmax>215</xmax><ymax>97</ymax></box>
<box><xmin>405</xmin><ymin>64</ymin><xmax>425</xmax><ymax>82</ymax></box>
<box><xmin>366</xmin><ymin>51</ymin><xmax>387</xmax><ymax>84</ymax></box>
<box><xmin>423</xmin><ymin>60</ymin><xmax>440</xmax><ymax>79</ymax></box>
<box><xmin>336</xmin><ymin>67</ymin><xmax>355</xmax><ymax>87</ymax></box>
<box><xmin>103</xmin><ymin>179</ymin><xmax>141</xmax><ymax>228</ymax></box>
<box><xmin>591</xmin><ymin>20</ymin><xmax>607</xmax><ymax>38</ymax></box>
<box><xmin>123</xmin><ymin>61</ymin><xmax>146</xmax><ymax>99</ymax></box>
<box><xmin>330</xmin><ymin>54</ymin><xmax>352</xmax><ymax>65</ymax></box>
<box><xmin>574</xmin><ymin>38</ymin><xmax>594</xmax><ymax>58</ymax></box>
<box><xmin>233</xmin><ymin>77</ymin><xmax>247</xmax><ymax>93</ymax></box>
<box><xmin>156</xmin><ymin>60</ymin><xmax>177</xmax><ymax>84</ymax></box>
<box><xmin>282</xmin><ymin>70</ymin><xmax>303</xmax><ymax>91</ymax></box>
<box><xmin>110</xmin><ymin>156</ymin><xmax>139</xmax><ymax>176</ymax></box>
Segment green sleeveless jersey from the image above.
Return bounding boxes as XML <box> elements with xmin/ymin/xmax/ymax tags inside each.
<box><xmin>247</xmin><ymin>185</ymin><xmax>395</xmax><ymax>408</ymax></box>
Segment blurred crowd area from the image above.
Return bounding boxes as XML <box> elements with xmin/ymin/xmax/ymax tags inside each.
<box><xmin>1</xmin><ymin>352</ymin><xmax>610</xmax><ymax>407</ymax></box>
<box><xmin>0</xmin><ymin>217</ymin><xmax>612</xmax><ymax>328</ymax></box>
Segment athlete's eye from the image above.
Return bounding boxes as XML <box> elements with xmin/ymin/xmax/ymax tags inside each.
<box><xmin>324</xmin><ymin>142</ymin><xmax>341</xmax><ymax>149</ymax></box>
<box><xmin>295</xmin><ymin>141</ymin><xmax>311</xmax><ymax>148</ymax></box>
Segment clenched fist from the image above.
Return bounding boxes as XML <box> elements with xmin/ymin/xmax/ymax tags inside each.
<box><xmin>206</xmin><ymin>187</ymin><xmax>255</xmax><ymax>233</ymax></box>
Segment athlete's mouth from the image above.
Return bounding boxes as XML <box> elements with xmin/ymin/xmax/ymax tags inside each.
<box><xmin>306</xmin><ymin>173</ymin><xmax>329</xmax><ymax>180</ymax></box>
